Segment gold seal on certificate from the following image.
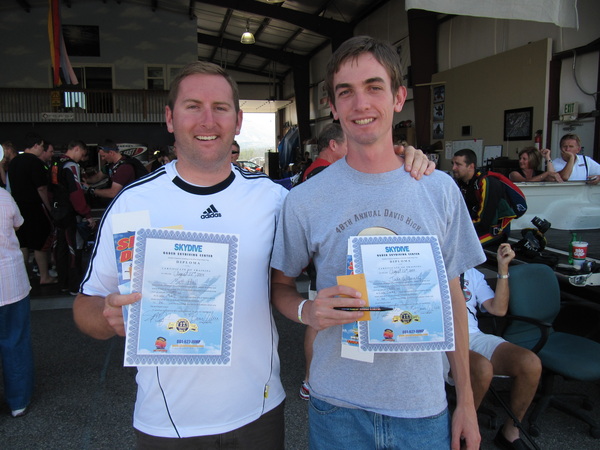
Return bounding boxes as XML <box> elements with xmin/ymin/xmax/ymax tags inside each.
<box><xmin>124</xmin><ymin>228</ymin><xmax>239</xmax><ymax>366</ymax></box>
<box><xmin>167</xmin><ymin>318</ymin><xmax>199</xmax><ymax>333</ymax></box>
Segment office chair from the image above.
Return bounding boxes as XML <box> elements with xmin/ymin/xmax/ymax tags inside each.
<box><xmin>502</xmin><ymin>263</ymin><xmax>600</xmax><ymax>438</ymax></box>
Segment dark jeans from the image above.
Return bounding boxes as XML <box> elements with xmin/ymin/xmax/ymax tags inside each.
<box><xmin>55</xmin><ymin>222</ymin><xmax>83</xmax><ymax>292</ymax></box>
<box><xmin>0</xmin><ymin>295</ymin><xmax>34</xmax><ymax>411</ymax></box>
<box><xmin>135</xmin><ymin>401</ymin><xmax>285</xmax><ymax>449</ymax></box>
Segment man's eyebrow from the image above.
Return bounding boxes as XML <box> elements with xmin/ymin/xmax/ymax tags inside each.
<box><xmin>364</xmin><ymin>77</ymin><xmax>385</xmax><ymax>85</ymax></box>
<box><xmin>181</xmin><ymin>98</ymin><xmax>232</xmax><ymax>107</ymax></box>
<box><xmin>334</xmin><ymin>82</ymin><xmax>351</xmax><ymax>92</ymax></box>
<box><xmin>334</xmin><ymin>77</ymin><xmax>386</xmax><ymax>92</ymax></box>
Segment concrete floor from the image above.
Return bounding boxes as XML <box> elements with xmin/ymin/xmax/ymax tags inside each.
<box><xmin>1</xmin><ymin>286</ymin><xmax>600</xmax><ymax>449</ymax></box>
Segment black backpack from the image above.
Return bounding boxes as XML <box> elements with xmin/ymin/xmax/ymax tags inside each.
<box><xmin>120</xmin><ymin>155</ymin><xmax>149</xmax><ymax>180</ymax></box>
<box><xmin>292</xmin><ymin>164</ymin><xmax>328</xmax><ymax>187</ymax></box>
<box><xmin>48</xmin><ymin>156</ymin><xmax>75</xmax><ymax>226</ymax></box>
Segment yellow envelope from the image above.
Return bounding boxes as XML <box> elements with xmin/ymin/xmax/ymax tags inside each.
<box><xmin>336</xmin><ymin>273</ymin><xmax>371</xmax><ymax>321</ymax></box>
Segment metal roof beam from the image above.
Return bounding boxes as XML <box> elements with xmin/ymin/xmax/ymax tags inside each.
<box><xmin>197</xmin><ymin>0</ymin><xmax>352</xmax><ymax>39</ymax></box>
<box><xmin>209</xmin><ymin>9</ymin><xmax>234</xmax><ymax>61</ymax></box>
<box><xmin>197</xmin><ymin>32</ymin><xmax>308</xmax><ymax>68</ymax></box>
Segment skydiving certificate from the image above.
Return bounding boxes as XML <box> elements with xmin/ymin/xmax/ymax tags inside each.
<box><xmin>349</xmin><ymin>235</ymin><xmax>454</xmax><ymax>353</ymax></box>
<box><xmin>124</xmin><ymin>228</ymin><xmax>238</xmax><ymax>366</ymax></box>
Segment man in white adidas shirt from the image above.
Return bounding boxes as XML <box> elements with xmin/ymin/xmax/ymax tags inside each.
<box><xmin>73</xmin><ymin>61</ymin><xmax>433</xmax><ymax>448</ymax></box>
<box><xmin>73</xmin><ymin>61</ymin><xmax>289</xmax><ymax>447</ymax></box>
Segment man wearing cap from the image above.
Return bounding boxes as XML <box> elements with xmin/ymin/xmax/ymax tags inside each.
<box><xmin>90</xmin><ymin>140</ymin><xmax>137</xmax><ymax>199</ymax></box>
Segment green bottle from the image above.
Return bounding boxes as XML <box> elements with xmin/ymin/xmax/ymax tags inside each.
<box><xmin>568</xmin><ymin>232</ymin><xmax>577</xmax><ymax>264</ymax></box>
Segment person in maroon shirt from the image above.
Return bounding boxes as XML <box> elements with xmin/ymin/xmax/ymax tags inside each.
<box><xmin>51</xmin><ymin>140</ymin><xmax>96</xmax><ymax>294</ymax></box>
<box><xmin>91</xmin><ymin>141</ymin><xmax>137</xmax><ymax>199</ymax></box>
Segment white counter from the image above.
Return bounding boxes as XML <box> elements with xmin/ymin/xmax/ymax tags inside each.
<box><xmin>513</xmin><ymin>181</ymin><xmax>600</xmax><ymax>230</ymax></box>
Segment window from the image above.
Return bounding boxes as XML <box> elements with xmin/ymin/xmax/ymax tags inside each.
<box><xmin>61</xmin><ymin>66</ymin><xmax>114</xmax><ymax>113</ymax></box>
<box><xmin>146</xmin><ymin>65</ymin><xmax>166</xmax><ymax>90</ymax></box>
<box><xmin>146</xmin><ymin>65</ymin><xmax>183</xmax><ymax>90</ymax></box>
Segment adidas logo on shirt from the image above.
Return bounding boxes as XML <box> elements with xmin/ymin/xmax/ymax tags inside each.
<box><xmin>201</xmin><ymin>204</ymin><xmax>222</xmax><ymax>219</ymax></box>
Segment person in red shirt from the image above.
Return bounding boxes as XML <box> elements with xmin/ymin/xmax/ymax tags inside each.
<box><xmin>302</xmin><ymin>123</ymin><xmax>347</xmax><ymax>183</ymax></box>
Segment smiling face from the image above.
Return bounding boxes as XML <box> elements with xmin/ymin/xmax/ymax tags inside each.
<box><xmin>165</xmin><ymin>73</ymin><xmax>242</xmax><ymax>180</ymax></box>
<box><xmin>329</xmin><ymin>53</ymin><xmax>406</xmax><ymax>152</ymax></box>
<box><xmin>519</xmin><ymin>152</ymin><xmax>531</xmax><ymax>170</ymax></box>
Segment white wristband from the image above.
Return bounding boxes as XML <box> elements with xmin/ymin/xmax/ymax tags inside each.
<box><xmin>298</xmin><ymin>299</ymin><xmax>309</xmax><ymax>324</ymax></box>
<box><xmin>497</xmin><ymin>273</ymin><xmax>510</xmax><ymax>279</ymax></box>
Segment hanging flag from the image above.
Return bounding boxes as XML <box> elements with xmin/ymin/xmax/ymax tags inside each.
<box><xmin>47</xmin><ymin>0</ymin><xmax>79</xmax><ymax>86</ymax></box>
<box><xmin>48</xmin><ymin>0</ymin><xmax>60</xmax><ymax>86</ymax></box>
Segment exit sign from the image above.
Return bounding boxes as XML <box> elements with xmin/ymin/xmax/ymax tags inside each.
<box><xmin>563</xmin><ymin>102</ymin><xmax>578</xmax><ymax>115</ymax></box>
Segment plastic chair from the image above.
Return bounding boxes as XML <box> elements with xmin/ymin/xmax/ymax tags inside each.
<box><xmin>502</xmin><ymin>263</ymin><xmax>600</xmax><ymax>438</ymax></box>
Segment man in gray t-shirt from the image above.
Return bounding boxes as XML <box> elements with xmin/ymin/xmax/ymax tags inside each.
<box><xmin>271</xmin><ymin>36</ymin><xmax>485</xmax><ymax>450</ymax></box>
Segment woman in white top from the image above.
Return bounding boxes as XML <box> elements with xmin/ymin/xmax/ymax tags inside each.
<box><xmin>0</xmin><ymin>184</ymin><xmax>34</xmax><ymax>417</ymax></box>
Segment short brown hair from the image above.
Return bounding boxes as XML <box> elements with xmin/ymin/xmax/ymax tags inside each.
<box><xmin>559</xmin><ymin>133</ymin><xmax>581</xmax><ymax>148</ymax></box>
<box><xmin>325</xmin><ymin>36</ymin><xmax>404</xmax><ymax>107</ymax></box>
<box><xmin>518</xmin><ymin>146</ymin><xmax>542</xmax><ymax>170</ymax></box>
<box><xmin>168</xmin><ymin>61</ymin><xmax>240</xmax><ymax>113</ymax></box>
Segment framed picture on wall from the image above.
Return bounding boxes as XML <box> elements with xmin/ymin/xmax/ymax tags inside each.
<box><xmin>433</xmin><ymin>103</ymin><xmax>444</xmax><ymax>121</ymax></box>
<box><xmin>433</xmin><ymin>122</ymin><xmax>444</xmax><ymax>140</ymax></box>
<box><xmin>433</xmin><ymin>85</ymin><xmax>445</xmax><ymax>103</ymax></box>
<box><xmin>503</xmin><ymin>107</ymin><xmax>533</xmax><ymax>141</ymax></box>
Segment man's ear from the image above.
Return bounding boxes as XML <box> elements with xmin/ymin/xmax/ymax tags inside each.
<box><xmin>235</xmin><ymin>109</ymin><xmax>243</xmax><ymax>135</ymax></box>
<box><xmin>393</xmin><ymin>86</ymin><xmax>407</xmax><ymax>113</ymax></box>
<box><xmin>329</xmin><ymin>100</ymin><xmax>338</xmax><ymax>121</ymax></box>
<box><xmin>165</xmin><ymin>105</ymin><xmax>174</xmax><ymax>133</ymax></box>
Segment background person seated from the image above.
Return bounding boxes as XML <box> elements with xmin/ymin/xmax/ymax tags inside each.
<box><xmin>453</xmin><ymin>243</ymin><xmax>542</xmax><ymax>450</ymax></box>
<box><xmin>509</xmin><ymin>147</ymin><xmax>562</xmax><ymax>182</ymax></box>
<box><xmin>552</xmin><ymin>133</ymin><xmax>600</xmax><ymax>184</ymax></box>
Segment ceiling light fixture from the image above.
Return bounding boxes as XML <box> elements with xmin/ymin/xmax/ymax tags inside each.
<box><xmin>240</xmin><ymin>19</ymin><xmax>255</xmax><ymax>45</ymax></box>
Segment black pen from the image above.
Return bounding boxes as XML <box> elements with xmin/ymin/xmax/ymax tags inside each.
<box><xmin>333</xmin><ymin>306</ymin><xmax>394</xmax><ymax>311</ymax></box>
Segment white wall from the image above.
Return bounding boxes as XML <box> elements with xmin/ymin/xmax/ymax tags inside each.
<box><xmin>437</xmin><ymin>0</ymin><xmax>600</xmax><ymax>114</ymax></box>
<box><xmin>293</xmin><ymin>0</ymin><xmax>599</xmax><ymax>142</ymax></box>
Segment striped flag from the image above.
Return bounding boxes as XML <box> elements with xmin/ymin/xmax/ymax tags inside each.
<box><xmin>47</xmin><ymin>0</ymin><xmax>79</xmax><ymax>86</ymax></box>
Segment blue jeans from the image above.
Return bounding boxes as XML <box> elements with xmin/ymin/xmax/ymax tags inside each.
<box><xmin>309</xmin><ymin>396</ymin><xmax>451</xmax><ymax>450</ymax></box>
<box><xmin>0</xmin><ymin>295</ymin><xmax>34</xmax><ymax>411</ymax></box>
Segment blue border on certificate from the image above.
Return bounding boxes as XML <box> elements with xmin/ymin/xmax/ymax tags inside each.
<box><xmin>125</xmin><ymin>228</ymin><xmax>238</xmax><ymax>366</ymax></box>
<box><xmin>351</xmin><ymin>235</ymin><xmax>454</xmax><ymax>353</ymax></box>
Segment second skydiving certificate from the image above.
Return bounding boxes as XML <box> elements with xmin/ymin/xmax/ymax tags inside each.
<box><xmin>124</xmin><ymin>228</ymin><xmax>238</xmax><ymax>366</ymax></box>
<box><xmin>349</xmin><ymin>235</ymin><xmax>455</xmax><ymax>353</ymax></box>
